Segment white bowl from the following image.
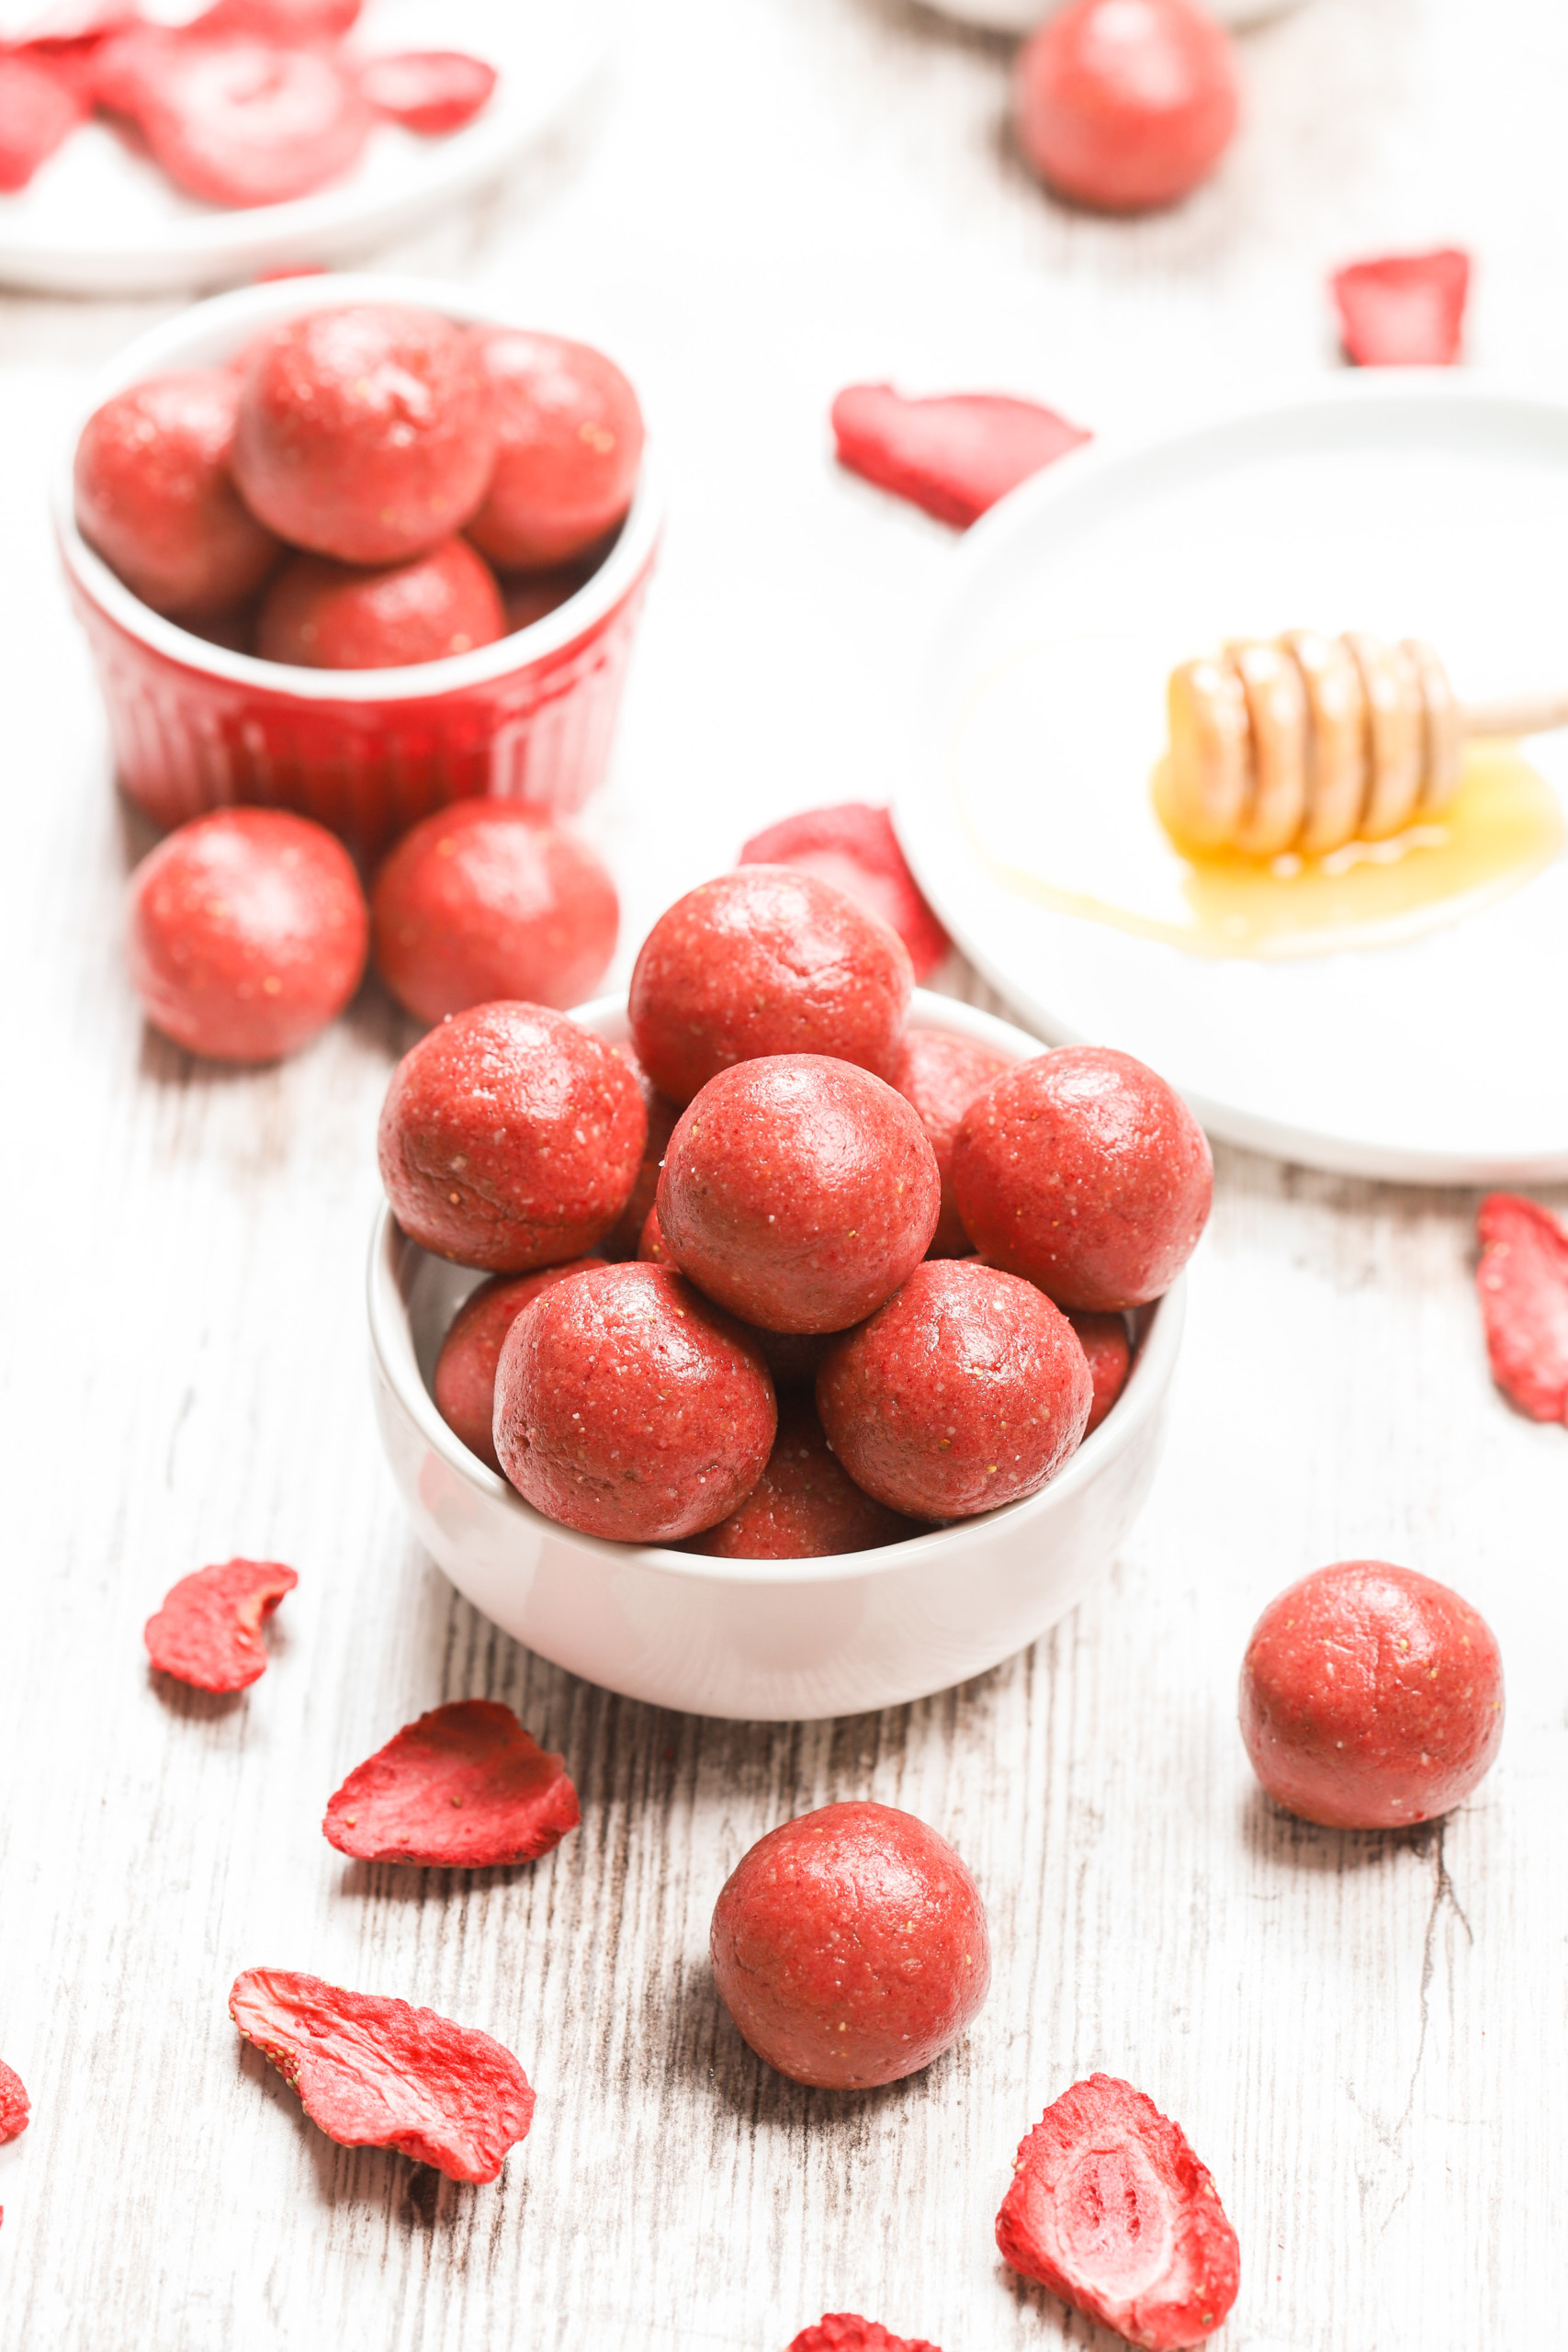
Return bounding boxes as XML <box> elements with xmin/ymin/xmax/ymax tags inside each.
<box><xmin>367</xmin><ymin>989</ymin><xmax>1185</xmax><ymax>1721</ymax></box>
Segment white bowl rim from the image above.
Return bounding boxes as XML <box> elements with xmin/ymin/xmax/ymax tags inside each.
<box><xmin>367</xmin><ymin>987</ymin><xmax>1188</xmax><ymax>1589</ymax></box>
<box><xmin>51</xmin><ymin>269</ymin><xmax>664</xmax><ymax>704</ymax></box>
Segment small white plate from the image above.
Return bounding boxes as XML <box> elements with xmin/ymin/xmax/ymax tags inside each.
<box><xmin>896</xmin><ymin>376</ymin><xmax>1568</xmax><ymax>1182</ymax></box>
<box><xmin>0</xmin><ymin>0</ymin><xmax>615</xmax><ymax>295</ymax></box>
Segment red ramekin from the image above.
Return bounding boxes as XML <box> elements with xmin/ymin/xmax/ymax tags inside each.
<box><xmin>52</xmin><ymin>273</ymin><xmax>663</xmax><ymax>856</ymax></box>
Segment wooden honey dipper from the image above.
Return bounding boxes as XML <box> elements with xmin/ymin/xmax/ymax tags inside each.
<box><xmin>1164</xmin><ymin>631</ymin><xmax>1568</xmax><ymax>858</ymax></box>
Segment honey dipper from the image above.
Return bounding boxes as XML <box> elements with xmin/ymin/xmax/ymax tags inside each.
<box><xmin>1164</xmin><ymin>630</ymin><xmax>1568</xmax><ymax>858</ymax></box>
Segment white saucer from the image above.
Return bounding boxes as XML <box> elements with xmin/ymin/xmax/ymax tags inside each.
<box><xmin>895</xmin><ymin>376</ymin><xmax>1568</xmax><ymax>1182</ymax></box>
<box><xmin>0</xmin><ymin>0</ymin><xmax>615</xmax><ymax>295</ymax></box>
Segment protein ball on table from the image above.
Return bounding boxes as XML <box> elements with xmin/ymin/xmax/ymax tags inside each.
<box><xmin>683</xmin><ymin>1396</ymin><xmax>924</xmax><ymax>1559</ymax></box>
<box><xmin>1240</xmin><ymin>1560</ymin><xmax>1505</xmax><ymax>1830</ymax></box>
<box><xmin>658</xmin><ymin>1056</ymin><xmax>941</xmax><ymax>1334</ymax></box>
<box><xmin>73</xmin><ymin>369</ymin><xmax>280</xmax><ymax>621</ymax></box>
<box><xmin>232</xmin><ymin>305</ymin><xmax>498</xmax><ymax>565</ymax></box>
<box><xmin>128</xmin><ymin>808</ymin><xmax>367</xmax><ymax>1063</ymax></box>
<box><xmin>710</xmin><ymin>1800</ymin><xmax>989</xmax><ymax>2088</ymax></box>
<box><xmin>1069</xmin><ymin>1310</ymin><xmax>1133</xmax><ymax>1435</ymax></box>
<box><xmin>371</xmin><ymin>805</ymin><xmax>617</xmax><ymax>1027</ymax></box>
<box><xmin>818</xmin><ymin>1260</ymin><xmax>1092</xmax><ymax>1521</ymax></box>
<box><xmin>628</xmin><ymin>866</ymin><xmax>914</xmax><ymax>1106</ymax></box>
<box><xmin>255</xmin><ymin>538</ymin><xmax>505</xmax><ymax>670</ymax></box>
<box><xmin>952</xmin><ymin>1046</ymin><xmax>1212</xmax><ymax>1311</ymax></box>
<box><xmin>890</xmin><ymin>1028</ymin><xmax>1012</xmax><ymax>1257</ymax></box>
<box><xmin>1013</xmin><ymin>0</ymin><xmax>1239</xmax><ymax>215</ymax></box>
<box><xmin>466</xmin><ymin>330</ymin><xmax>644</xmax><ymax>571</ymax></box>
<box><xmin>602</xmin><ymin>1047</ymin><xmax>680</xmax><ymax>1261</ymax></box>
<box><xmin>434</xmin><ymin>1261</ymin><xmax>604</xmax><ymax>1472</ymax></box>
<box><xmin>377</xmin><ymin>1002</ymin><xmax>646</xmax><ymax>1270</ymax></box>
<box><xmin>493</xmin><ymin>1262</ymin><xmax>776</xmax><ymax>1543</ymax></box>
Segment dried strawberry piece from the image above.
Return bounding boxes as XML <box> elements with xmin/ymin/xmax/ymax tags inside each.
<box><xmin>229</xmin><ymin>1967</ymin><xmax>534</xmax><ymax>2181</ymax></box>
<box><xmin>787</xmin><ymin>2322</ymin><xmax>942</xmax><ymax>2352</ymax></box>
<box><xmin>0</xmin><ymin>2060</ymin><xmax>29</xmax><ymax>2143</ymax></box>
<box><xmin>0</xmin><ymin>49</ymin><xmax>86</xmax><ymax>190</ymax></box>
<box><xmin>1330</xmin><ymin>248</ymin><xmax>1470</xmax><ymax>367</ymax></box>
<box><xmin>739</xmin><ymin>803</ymin><xmax>949</xmax><ymax>980</ymax></box>
<box><xmin>143</xmin><ymin>1557</ymin><xmax>298</xmax><ymax>1692</ymax></box>
<box><xmin>195</xmin><ymin>0</ymin><xmax>363</xmax><ymax>36</ymax></box>
<box><xmin>358</xmin><ymin>50</ymin><xmax>497</xmax><ymax>136</ymax></box>
<box><xmin>1476</xmin><ymin>1192</ymin><xmax>1568</xmax><ymax>1421</ymax></box>
<box><xmin>831</xmin><ymin>384</ymin><xmax>1090</xmax><ymax>530</ymax></box>
<box><xmin>997</xmin><ymin>2074</ymin><xmax>1240</xmax><ymax>2348</ymax></box>
<box><xmin>322</xmin><ymin>1700</ymin><xmax>580</xmax><ymax>1868</ymax></box>
<box><xmin>108</xmin><ymin>32</ymin><xmax>372</xmax><ymax>209</ymax></box>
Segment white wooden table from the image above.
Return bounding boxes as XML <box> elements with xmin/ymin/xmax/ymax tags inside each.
<box><xmin>3</xmin><ymin>3</ymin><xmax>1567</xmax><ymax>2346</ymax></box>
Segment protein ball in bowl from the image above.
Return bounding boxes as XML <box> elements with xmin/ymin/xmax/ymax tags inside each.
<box><xmin>434</xmin><ymin>1261</ymin><xmax>604</xmax><ymax>1472</ymax></box>
<box><xmin>254</xmin><ymin>538</ymin><xmax>506</xmax><ymax>671</ymax></box>
<box><xmin>1069</xmin><ymin>1311</ymin><xmax>1133</xmax><ymax>1435</ymax></box>
<box><xmin>628</xmin><ymin>866</ymin><xmax>914</xmax><ymax>1106</ymax></box>
<box><xmin>128</xmin><ymin>807</ymin><xmax>367</xmax><ymax>1062</ymax></box>
<box><xmin>493</xmin><ymin>1261</ymin><xmax>776</xmax><ymax>1542</ymax></box>
<box><xmin>602</xmin><ymin>1048</ymin><xmax>680</xmax><ymax>1261</ymax></box>
<box><xmin>73</xmin><ymin>369</ymin><xmax>280</xmax><ymax>622</ymax></box>
<box><xmin>891</xmin><ymin>1027</ymin><xmax>1012</xmax><ymax>1258</ymax></box>
<box><xmin>658</xmin><ymin>1056</ymin><xmax>941</xmax><ymax>1334</ymax></box>
<box><xmin>466</xmin><ymin>330</ymin><xmax>645</xmax><ymax>572</ymax></box>
<box><xmin>818</xmin><ymin>1260</ymin><xmax>1092</xmax><ymax>1521</ymax></box>
<box><xmin>371</xmin><ymin>806</ymin><xmax>618</xmax><ymax>1024</ymax></box>
<box><xmin>710</xmin><ymin>1801</ymin><xmax>990</xmax><ymax>2088</ymax></box>
<box><xmin>951</xmin><ymin>1046</ymin><xmax>1212</xmax><ymax>1311</ymax></box>
<box><xmin>377</xmin><ymin>1002</ymin><xmax>646</xmax><ymax>1270</ymax></box>
<box><xmin>232</xmin><ymin>304</ymin><xmax>498</xmax><ymax>565</ymax></box>
<box><xmin>1240</xmin><ymin>1560</ymin><xmax>1506</xmax><ymax>1830</ymax></box>
<box><xmin>683</xmin><ymin>1396</ymin><xmax>924</xmax><ymax>1560</ymax></box>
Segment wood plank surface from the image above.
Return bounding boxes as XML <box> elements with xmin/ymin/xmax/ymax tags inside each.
<box><xmin>4</xmin><ymin>3</ymin><xmax>1568</xmax><ymax>2346</ymax></box>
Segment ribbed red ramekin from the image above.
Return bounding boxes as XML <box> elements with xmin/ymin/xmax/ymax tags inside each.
<box><xmin>52</xmin><ymin>274</ymin><xmax>662</xmax><ymax>856</ymax></box>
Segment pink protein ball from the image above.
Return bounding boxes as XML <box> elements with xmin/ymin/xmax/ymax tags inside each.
<box><xmin>492</xmin><ymin>1261</ymin><xmax>776</xmax><ymax>1542</ymax></box>
<box><xmin>1240</xmin><ymin>1561</ymin><xmax>1505</xmax><ymax>1830</ymax></box>
<box><xmin>683</xmin><ymin>1396</ymin><xmax>923</xmax><ymax>1559</ymax></box>
<box><xmin>891</xmin><ymin>1027</ymin><xmax>1013</xmax><ymax>1258</ymax></box>
<box><xmin>433</xmin><ymin>1260</ymin><xmax>604</xmax><ymax>1471</ymax></box>
<box><xmin>602</xmin><ymin>1047</ymin><xmax>681</xmax><ymax>1261</ymax></box>
<box><xmin>370</xmin><ymin>804</ymin><xmax>618</xmax><ymax>1024</ymax></box>
<box><xmin>254</xmin><ymin>537</ymin><xmax>505</xmax><ymax>670</ymax></box>
<box><xmin>658</xmin><ymin>1055</ymin><xmax>941</xmax><ymax>1334</ymax></box>
<box><xmin>1069</xmin><ymin>1310</ymin><xmax>1133</xmax><ymax>1435</ymax></box>
<box><xmin>128</xmin><ymin>808</ymin><xmax>367</xmax><ymax>1063</ymax></box>
<box><xmin>377</xmin><ymin>1002</ymin><xmax>646</xmax><ymax>1271</ymax></box>
<box><xmin>628</xmin><ymin>866</ymin><xmax>914</xmax><ymax>1106</ymax></box>
<box><xmin>465</xmin><ymin>329</ymin><xmax>645</xmax><ymax>571</ymax></box>
<box><xmin>951</xmin><ymin>1046</ymin><xmax>1213</xmax><ymax>1311</ymax></box>
<box><xmin>817</xmin><ymin>1259</ymin><xmax>1092</xmax><ymax>1521</ymax></box>
<box><xmin>73</xmin><ymin>368</ymin><xmax>280</xmax><ymax>621</ymax></box>
<box><xmin>710</xmin><ymin>1801</ymin><xmax>990</xmax><ymax>2088</ymax></box>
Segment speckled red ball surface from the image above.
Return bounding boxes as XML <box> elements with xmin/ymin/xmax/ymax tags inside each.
<box><xmin>602</xmin><ymin>1048</ymin><xmax>680</xmax><ymax>1260</ymax></box>
<box><xmin>658</xmin><ymin>1056</ymin><xmax>941</xmax><ymax>1334</ymax></box>
<box><xmin>128</xmin><ymin>808</ymin><xmax>367</xmax><ymax>1062</ymax></box>
<box><xmin>709</xmin><ymin>1801</ymin><xmax>989</xmax><ymax>2088</ymax></box>
<box><xmin>1013</xmin><ymin>0</ymin><xmax>1239</xmax><ymax>214</ymax></box>
<box><xmin>232</xmin><ymin>305</ymin><xmax>498</xmax><ymax>565</ymax></box>
<box><xmin>951</xmin><ymin>1046</ymin><xmax>1212</xmax><ymax>1312</ymax></box>
<box><xmin>74</xmin><ymin>368</ymin><xmax>280</xmax><ymax>621</ymax></box>
<box><xmin>817</xmin><ymin>1260</ymin><xmax>1092</xmax><ymax>1521</ymax></box>
<box><xmin>255</xmin><ymin>537</ymin><xmax>504</xmax><ymax>670</ymax></box>
<box><xmin>1239</xmin><ymin>1561</ymin><xmax>1505</xmax><ymax>1830</ymax></box>
<box><xmin>627</xmin><ymin>866</ymin><xmax>914</xmax><ymax>1107</ymax></box>
<box><xmin>370</xmin><ymin>805</ymin><xmax>617</xmax><ymax>1023</ymax></box>
<box><xmin>433</xmin><ymin>1261</ymin><xmax>604</xmax><ymax>1472</ymax></box>
<box><xmin>684</xmin><ymin>1396</ymin><xmax>923</xmax><ymax>1559</ymax></box>
<box><xmin>466</xmin><ymin>329</ymin><xmax>645</xmax><ymax>571</ymax></box>
<box><xmin>1068</xmin><ymin>1310</ymin><xmax>1133</xmax><ymax>1435</ymax></box>
<box><xmin>891</xmin><ymin>1028</ymin><xmax>1012</xmax><ymax>1258</ymax></box>
<box><xmin>377</xmin><ymin>1003</ymin><xmax>646</xmax><ymax>1271</ymax></box>
<box><xmin>492</xmin><ymin>1262</ymin><xmax>776</xmax><ymax>1542</ymax></box>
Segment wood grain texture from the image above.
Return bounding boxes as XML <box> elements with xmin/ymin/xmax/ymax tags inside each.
<box><xmin>4</xmin><ymin>1</ymin><xmax>1568</xmax><ymax>2345</ymax></box>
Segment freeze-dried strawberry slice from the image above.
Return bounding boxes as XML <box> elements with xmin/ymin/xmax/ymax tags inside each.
<box><xmin>739</xmin><ymin>803</ymin><xmax>949</xmax><ymax>980</ymax></box>
<box><xmin>358</xmin><ymin>50</ymin><xmax>497</xmax><ymax>135</ymax></box>
<box><xmin>831</xmin><ymin>384</ymin><xmax>1090</xmax><ymax>529</ymax></box>
<box><xmin>0</xmin><ymin>2060</ymin><xmax>29</xmax><ymax>2143</ymax></box>
<box><xmin>787</xmin><ymin>2321</ymin><xmax>942</xmax><ymax>2352</ymax></box>
<box><xmin>195</xmin><ymin>0</ymin><xmax>363</xmax><ymax>36</ymax></box>
<box><xmin>126</xmin><ymin>34</ymin><xmax>372</xmax><ymax>209</ymax></box>
<box><xmin>143</xmin><ymin>1557</ymin><xmax>298</xmax><ymax>1692</ymax></box>
<box><xmin>322</xmin><ymin>1700</ymin><xmax>581</xmax><ymax>1868</ymax></box>
<box><xmin>0</xmin><ymin>49</ymin><xmax>86</xmax><ymax>190</ymax></box>
<box><xmin>1330</xmin><ymin>248</ymin><xmax>1470</xmax><ymax>367</ymax></box>
<box><xmin>230</xmin><ymin>1968</ymin><xmax>534</xmax><ymax>2182</ymax></box>
<box><xmin>1476</xmin><ymin>1192</ymin><xmax>1568</xmax><ymax>1421</ymax></box>
<box><xmin>997</xmin><ymin>2074</ymin><xmax>1239</xmax><ymax>2348</ymax></box>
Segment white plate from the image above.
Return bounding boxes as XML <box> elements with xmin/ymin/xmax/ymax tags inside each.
<box><xmin>896</xmin><ymin>376</ymin><xmax>1568</xmax><ymax>1182</ymax></box>
<box><xmin>0</xmin><ymin>0</ymin><xmax>615</xmax><ymax>295</ymax></box>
